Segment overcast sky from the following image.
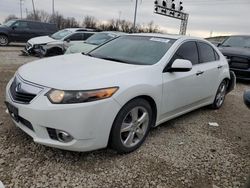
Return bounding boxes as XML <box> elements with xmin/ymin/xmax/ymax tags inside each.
<box><xmin>0</xmin><ymin>0</ymin><xmax>249</xmax><ymax>37</ymax></box>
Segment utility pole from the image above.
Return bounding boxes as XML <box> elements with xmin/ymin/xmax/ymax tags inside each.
<box><xmin>19</xmin><ymin>0</ymin><xmax>23</xmax><ymax>19</ymax></box>
<box><xmin>52</xmin><ymin>0</ymin><xmax>55</xmax><ymax>16</ymax></box>
<box><xmin>31</xmin><ymin>0</ymin><xmax>36</xmax><ymax>19</ymax></box>
<box><xmin>133</xmin><ymin>0</ymin><xmax>139</xmax><ymax>33</ymax></box>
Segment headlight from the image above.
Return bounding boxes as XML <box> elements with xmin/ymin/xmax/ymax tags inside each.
<box><xmin>46</xmin><ymin>87</ymin><xmax>119</xmax><ymax>104</ymax></box>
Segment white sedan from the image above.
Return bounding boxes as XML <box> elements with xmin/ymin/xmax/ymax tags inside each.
<box><xmin>5</xmin><ymin>33</ymin><xmax>236</xmax><ymax>153</ymax></box>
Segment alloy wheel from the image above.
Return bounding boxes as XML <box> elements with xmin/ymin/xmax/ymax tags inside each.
<box><xmin>120</xmin><ymin>106</ymin><xmax>149</xmax><ymax>148</ymax></box>
<box><xmin>0</xmin><ymin>35</ymin><xmax>8</xmax><ymax>46</ymax></box>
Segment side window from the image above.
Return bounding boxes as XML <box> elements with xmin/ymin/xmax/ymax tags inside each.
<box><xmin>198</xmin><ymin>42</ymin><xmax>216</xmax><ymax>63</ymax></box>
<box><xmin>83</xmin><ymin>33</ymin><xmax>94</xmax><ymax>40</ymax></box>
<box><xmin>170</xmin><ymin>41</ymin><xmax>199</xmax><ymax>65</ymax></box>
<box><xmin>13</xmin><ymin>21</ymin><xmax>29</xmax><ymax>29</ymax></box>
<box><xmin>67</xmin><ymin>33</ymin><xmax>83</xmax><ymax>41</ymax></box>
<box><xmin>28</xmin><ymin>22</ymin><xmax>43</xmax><ymax>30</ymax></box>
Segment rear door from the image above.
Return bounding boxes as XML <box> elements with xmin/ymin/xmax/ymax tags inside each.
<box><xmin>196</xmin><ymin>41</ymin><xmax>221</xmax><ymax>98</ymax></box>
<box><xmin>27</xmin><ymin>22</ymin><xmax>44</xmax><ymax>38</ymax></box>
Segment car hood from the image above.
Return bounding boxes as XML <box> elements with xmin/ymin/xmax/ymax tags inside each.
<box><xmin>28</xmin><ymin>36</ymin><xmax>57</xmax><ymax>45</ymax></box>
<box><xmin>18</xmin><ymin>53</ymin><xmax>145</xmax><ymax>90</ymax></box>
<box><xmin>0</xmin><ymin>25</ymin><xmax>9</xmax><ymax>31</ymax></box>
<box><xmin>219</xmin><ymin>47</ymin><xmax>250</xmax><ymax>57</ymax></box>
<box><xmin>65</xmin><ymin>43</ymin><xmax>97</xmax><ymax>54</ymax></box>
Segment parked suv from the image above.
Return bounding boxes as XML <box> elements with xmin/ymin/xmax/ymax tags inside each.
<box><xmin>0</xmin><ymin>19</ymin><xmax>57</xmax><ymax>46</ymax></box>
<box><xmin>218</xmin><ymin>35</ymin><xmax>250</xmax><ymax>80</ymax></box>
<box><xmin>23</xmin><ymin>28</ymin><xmax>96</xmax><ymax>56</ymax></box>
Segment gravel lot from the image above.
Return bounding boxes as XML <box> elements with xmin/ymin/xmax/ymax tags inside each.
<box><xmin>0</xmin><ymin>46</ymin><xmax>250</xmax><ymax>188</ymax></box>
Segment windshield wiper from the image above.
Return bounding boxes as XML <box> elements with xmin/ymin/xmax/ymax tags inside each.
<box><xmin>97</xmin><ymin>56</ymin><xmax>130</xmax><ymax>64</ymax></box>
<box><xmin>221</xmin><ymin>44</ymin><xmax>231</xmax><ymax>47</ymax></box>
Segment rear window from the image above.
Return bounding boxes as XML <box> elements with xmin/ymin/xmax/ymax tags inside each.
<box><xmin>198</xmin><ymin>42</ymin><xmax>217</xmax><ymax>63</ymax></box>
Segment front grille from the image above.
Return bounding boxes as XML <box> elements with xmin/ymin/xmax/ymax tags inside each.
<box><xmin>227</xmin><ymin>56</ymin><xmax>250</xmax><ymax>70</ymax></box>
<box><xmin>10</xmin><ymin>80</ymin><xmax>36</xmax><ymax>104</ymax></box>
<box><xmin>47</xmin><ymin>128</ymin><xmax>59</xmax><ymax>141</ymax></box>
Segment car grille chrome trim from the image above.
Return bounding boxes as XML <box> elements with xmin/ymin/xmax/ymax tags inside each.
<box><xmin>9</xmin><ymin>74</ymin><xmax>44</xmax><ymax>104</ymax></box>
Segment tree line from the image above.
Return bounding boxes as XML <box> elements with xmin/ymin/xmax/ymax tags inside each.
<box><xmin>4</xmin><ymin>10</ymin><xmax>161</xmax><ymax>33</ymax></box>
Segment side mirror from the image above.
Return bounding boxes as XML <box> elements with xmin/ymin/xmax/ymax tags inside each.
<box><xmin>66</xmin><ymin>39</ymin><xmax>70</xmax><ymax>43</ymax></box>
<box><xmin>166</xmin><ymin>59</ymin><xmax>192</xmax><ymax>72</ymax></box>
<box><xmin>243</xmin><ymin>90</ymin><xmax>250</xmax><ymax>109</ymax></box>
<box><xmin>12</xmin><ymin>26</ymin><xmax>17</xmax><ymax>30</ymax></box>
<box><xmin>217</xmin><ymin>43</ymin><xmax>222</xmax><ymax>47</ymax></box>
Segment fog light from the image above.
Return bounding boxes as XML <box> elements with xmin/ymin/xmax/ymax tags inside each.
<box><xmin>56</xmin><ymin>130</ymin><xmax>73</xmax><ymax>143</ymax></box>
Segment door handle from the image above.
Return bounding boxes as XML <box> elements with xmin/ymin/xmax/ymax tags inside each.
<box><xmin>196</xmin><ymin>71</ymin><xmax>204</xmax><ymax>76</ymax></box>
<box><xmin>217</xmin><ymin>65</ymin><xmax>223</xmax><ymax>69</ymax></box>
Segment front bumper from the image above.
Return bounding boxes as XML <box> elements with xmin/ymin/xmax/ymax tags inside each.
<box><xmin>230</xmin><ymin>68</ymin><xmax>250</xmax><ymax>81</ymax></box>
<box><xmin>5</xmin><ymin>79</ymin><xmax>121</xmax><ymax>152</ymax></box>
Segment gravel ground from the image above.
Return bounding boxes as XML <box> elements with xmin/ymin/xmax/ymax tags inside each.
<box><xmin>0</xmin><ymin>46</ymin><xmax>250</xmax><ymax>188</ymax></box>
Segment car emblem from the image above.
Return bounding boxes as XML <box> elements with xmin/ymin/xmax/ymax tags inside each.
<box><xmin>16</xmin><ymin>83</ymin><xmax>22</xmax><ymax>92</ymax></box>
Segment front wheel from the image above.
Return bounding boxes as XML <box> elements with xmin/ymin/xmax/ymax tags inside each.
<box><xmin>211</xmin><ymin>80</ymin><xmax>227</xmax><ymax>109</ymax></box>
<box><xmin>110</xmin><ymin>98</ymin><xmax>153</xmax><ymax>154</ymax></box>
<box><xmin>0</xmin><ymin>35</ymin><xmax>9</xmax><ymax>46</ymax></box>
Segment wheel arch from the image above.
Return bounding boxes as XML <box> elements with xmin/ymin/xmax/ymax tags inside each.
<box><xmin>108</xmin><ymin>95</ymin><xmax>158</xmax><ymax>149</ymax></box>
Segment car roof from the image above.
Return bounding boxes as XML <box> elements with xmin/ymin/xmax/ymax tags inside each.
<box><xmin>129</xmin><ymin>33</ymin><xmax>204</xmax><ymax>41</ymax></box>
<box><xmin>227</xmin><ymin>35</ymin><xmax>250</xmax><ymax>37</ymax></box>
<box><xmin>98</xmin><ymin>31</ymin><xmax>126</xmax><ymax>36</ymax></box>
<box><xmin>9</xmin><ymin>19</ymin><xmax>55</xmax><ymax>25</ymax></box>
<box><xmin>63</xmin><ymin>28</ymin><xmax>96</xmax><ymax>32</ymax></box>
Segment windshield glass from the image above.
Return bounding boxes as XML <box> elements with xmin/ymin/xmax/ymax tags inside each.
<box><xmin>85</xmin><ymin>33</ymin><xmax>116</xmax><ymax>45</ymax></box>
<box><xmin>3</xmin><ymin>20</ymin><xmax>16</xmax><ymax>27</ymax></box>
<box><xmin>222</xmin><ymin>36</ymin><xmax>250</xmax><ymax>48</ymax></box>
<box><xmin>89</xmin><ymin>36</ymin><xmax>176</xmax><ymax>65</ymax></box>
<box><xmin>51</xmin><ymin>29</ymin><xmax>73</xmax><ymax>40</ymax></box>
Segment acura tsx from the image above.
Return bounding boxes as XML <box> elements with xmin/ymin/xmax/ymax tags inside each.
<box><xmin>5</xmin><ymin>33</ymin><xmax>236</xmax><ymax>153</ymax></box>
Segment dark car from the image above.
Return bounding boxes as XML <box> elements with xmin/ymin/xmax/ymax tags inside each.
<box><xmin>218</xmin><ymin>35</ymin><xmax>250</xmax><ymax>80</ymax></box>
<box><xmin>0</xmin><ymin>19</ymin><xmax>57</xmax><ymax>46</ymax></box>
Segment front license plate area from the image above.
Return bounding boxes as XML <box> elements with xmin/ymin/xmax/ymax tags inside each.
<box><xmin>5</xmin><ymin>101</ymin><xmax>19</xmax><ymax>122</ymax></box>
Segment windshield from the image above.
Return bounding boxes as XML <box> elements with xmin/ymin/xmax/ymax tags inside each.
<box><xmin>85</xmin><ymin>33</ymin><xmax>117</xmax><ymax>45</ymax></box>
<box><xmin>3</xmin><ymin>20</ymin><xmax>16</xmax><ymax>27</ymax></box>
<box><xmin>89</xmin><ymin>36</ymin><xmax>176</xmax><ymax>65</ymax></box>
<box><xmin>51</xmin><ymin>29</ymin><xmax>73</xmax><ymax>40</ymax></box>
<box><xmin>222</xmin><ymin>36</ymin><xmax>250</xmax><ymax>48</ymax></box>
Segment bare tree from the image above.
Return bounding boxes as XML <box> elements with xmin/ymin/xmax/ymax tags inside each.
<box><xmin>82</xmin><ymin>16</ymin><xmax>97</xmax><ymax>28</ymax></box>
<box><xmin>26</xmin><ymin>10</ymin><xmax>51</xmax><ymax>22</ymax></box>
<box><xmin>4</xmin><ymin>15</ymin><xmax>18</xmax><ymax>23</ymax></box>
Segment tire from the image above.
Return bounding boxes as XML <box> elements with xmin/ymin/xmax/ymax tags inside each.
<box><xmin>110</xmin><ymin>98</ymin><xmax>153</xmax><ymax>154</ymax></box>
<box><xmin>46</xmin><ymin>48</ymin><xmax>63</xmax><ymax>57</ymax></box>
<box><xmin>0</xmin><ymin>35</ymin><xmax>9</xmax><ymax>46</ymax></box>
<box><xmin>211</xmin><ymin>80</ymin><xmax>227</xmax><ymax>109</ymax></box>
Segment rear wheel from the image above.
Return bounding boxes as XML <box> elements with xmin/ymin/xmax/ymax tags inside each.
<box><xmin>211</xmin><ymin>80</ymin><xmax>227</xmax><ymax>109</ymax></box>
<box><xmin>110</xmin><ymin>98</ymin><xmax>152</xmax><ymax>154</ymax></box>
<box><xmin>0</xmin><ymin>35</ymin><xmax>9</xmax><ymax>46</ymax></box>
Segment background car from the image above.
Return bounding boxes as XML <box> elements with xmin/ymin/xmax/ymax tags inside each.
<box><xmin>65</xmin><ymin>31</ymin><xmax>124</xmax><ymax>54</ymax></box>
<box><xmin>23</xmin><ymin>28</ymin><xmax>96</xmax><ymax>56</ymax></box>
<box><xmin>5</xmin><ymin>34</ymin><xmax>235</xmax><ymax>154</ymax></box>
<box><xmin>218</xmin><ymin>35</ymin><xmax>250</xmax><ymax>80</ymax></box>
<box><xmin>0</xmin><ymin>19</ymin><xmax>57</xmax><ymax>46</ymax></box>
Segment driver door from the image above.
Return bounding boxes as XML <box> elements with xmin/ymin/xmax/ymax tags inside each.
<box><xmin>161</xmin><ymin>41</ymin><xmax>206</xmax><ymax>118</ymax></box>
